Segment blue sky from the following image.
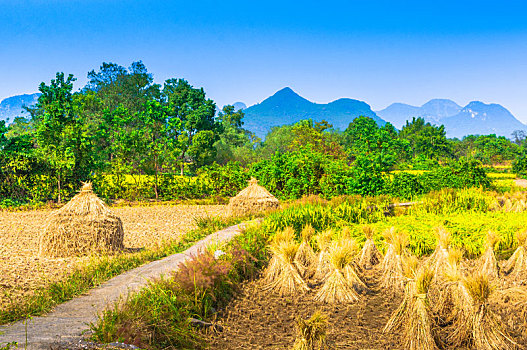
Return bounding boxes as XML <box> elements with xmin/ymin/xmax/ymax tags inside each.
<box><xmin>1</xmin><ymin>0</ymin><xmax>527</xmax><ymax>120</ymax></box>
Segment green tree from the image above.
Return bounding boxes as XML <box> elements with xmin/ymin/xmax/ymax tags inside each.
<box><xmin>31</xmin><ymin>73</ymin><xmax>82</xmax><ymax>202</ymax></box>
<box><xmin>214</xmin><ymin>105</ymin><xmax>257</xmax><ymax>165</ymax></box>
<box><xmin>399</xmin><ymin>117</ymin><xmax>451</xmax><ymax>160</ymax></box>
<box><xmin>162</xmin><ymin>79</ymin><xmax>218</xmax><ymax>174</ymax></box>
<box><xmin>344</xmin><ymin>116</ymin><xmax>407</xmax><ymax>170</ymax></box>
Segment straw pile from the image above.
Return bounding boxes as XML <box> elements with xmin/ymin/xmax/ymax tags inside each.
<box><xmin>315</xmin><ymin>240</ymin><xmax>361</xmax><ymax>303</ymax></box>
<box><xmin>263</xmin><ymin>236</ymin><xmax>309</xmax><ymax>296</ymax></box>
<box><xmin>39</xmin><ymin>183</ymin><xmax>124</xmax><ymax>258</ymax></box>
<box><xmin>454</xmin><ymin>273</ymin><xmax>517</xmax><ymax>349</ymax></box>
<box><xmin>227</xmin><ymin>177</ymin><xmax>279</xmax><ymax>216</ymax></box>
<box><xmin>503</xmin><ymin>229</ymin><xmax>527</xmax><ymax>281</ymax></box>
<box><xmin>384</xmin><ymin>264</ymin><xmax>438</xmax><ymax>350</ymax></box>
<box><xmin>358</xmin><ymin>225</ymin><xmax>382</xmax><ymax>270</ymax></box>
<box><xmin>294</xmin><ymin>224</ymin><xmax>317</xmax><ymax>278</ymax></box>
<box><xmin>292</xmin><ymin>311</ymin><xmax>328</xmax><ymax>350</ymax></box>
<box><xmin>380</xmin><ymin>228</ymin><xmax>408</xmax><ymax>293</ymax></box>
<box><xmin>479</xmin><ymin>231</ymin><xmax>499</xmax><ymax>279</ymax></box>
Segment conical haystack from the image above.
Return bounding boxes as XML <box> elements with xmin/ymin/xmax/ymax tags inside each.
<box><xmin>227</xmin><ymin>177</ymin><xmax>280</xmax><ymax>216</ymax></box>
<box><xmin>39</xmin><ymin>183</ymin><xmax>124</xmax><ymax>258</ymax></box>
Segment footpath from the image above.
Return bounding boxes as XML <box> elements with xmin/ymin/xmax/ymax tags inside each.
<box><xmin>0</xmin><ymin>222</ymin><xmax>251</xmax><ymax>349</ymax></box>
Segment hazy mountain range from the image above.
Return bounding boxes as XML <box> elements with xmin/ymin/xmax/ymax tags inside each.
<box><xmin>242</xmin><ymin>87</ymin><xmax>384</xmax><ymax>138</ymax></box>
<box><xmin>1</xmin><ymin>89</ymin><xmax>525</xmax><ymax>140</ymax></box>
<box><xmin>240</xmin><ymin>88</ymin><xmax>526</xmax><ymax>139</ymax></box>
<box><xmin>0</xmin><ymin>93</ymin><xmax>40</xmax><ymax>124</ymax></box>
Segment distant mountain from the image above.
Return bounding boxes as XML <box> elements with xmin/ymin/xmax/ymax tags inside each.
<box><xmin>376</xmin><ymin>99</ymin><xmax>461</xmax><ymax>128</ymax></box>
<box><xmin>243</xmin><ymin>87</ymin><xmax>385</xmax><ymax>138</ymax></box>
<box><xmin>441</xmin><ymin>101</ymin><xmax>526</xmax><ymax>139</ymax></box>
<box><xmin>233</xmin><ymin>102</ymin><xmax>247</xmax><ymax>111</ymax></box>
<box><xmin>0</xmin><ymin>93</ymin><xmax>40</xmax><ymax>124</ymax></box>
<box><xmin>377</xmin><ymin>99</ymin><xmax>525</xmax><ymax>138</ymax></box>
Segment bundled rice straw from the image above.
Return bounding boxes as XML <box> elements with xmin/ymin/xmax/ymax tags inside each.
<box><xmin>292</xmin><ymin>311</ymin><xmax>328</xmax><ymax>350</ymax></box>
<box><xmin>264</xmin><ymin>227</ymin><xmax>296</xmax><ymax>283</ymax></box>
<box><xmin>358</xmin><ymin>225</ymin><xmax>382</xmax><ymax>270</ymax></box>
<box><xmin>384</xmin><ymin>265</ymin><xmax>438</xmax><ymax>350</ymax></box>
<box><xmin>39</xmin><ymin>183</ymin><xmax>124</xmax><ymax>258</ymax></box>
<box><xmin>263</xmin><ymin>239</ymin><xmax>309</xmax><ymax>296</ymax></box>
<box><xmin>380</xmin><ymin>228</ymin><xmax>408</xmax><ymax>293</ymax></box>
<box><xmin>430</xmin><ymin>247</ymin><xmax>465</xmax><ymax>323</ymax></box>
<box><xmin>313</xmin><ymin>229</ymin><xmax>334</xmax><ymax>281</ymax></box>
<box><xmin>479</xmin><ymin>231</ymin><xmax>499</xmax><ymax>279</ymax></box>
<box><xmin>456</xmin><ymin>273</ymin><xmax>517</xmax><ymax>350</ymax></box>
<box><xmin>227</xmin><ymin>177</ymin><xmax>280</xmax><ymax>216</ymax></box>
<box><xmin>503</xmin><ymin>229</ymin><xmax>527</xmax><ymax>281</ymax></box>
<box><xmin>315</xmin><ymin>240</ymin><xmax>360</xmax><ymax>303</ymax></box>
<box><xmin>295</xmin><ymin>224</ymin><xmax>317</xmax><ymax>278</ymax></box>
<box><xmin>428</xmin><ymin>226</ymin><xmax>451</xmax><ymax>278</ymax></box>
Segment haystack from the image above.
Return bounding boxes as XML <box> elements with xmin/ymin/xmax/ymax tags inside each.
<box><xmin>39</xmin><ymin>183</ymin><xmax>124</xmax><ymax>258</ymax></box>
<box><xmin>227</xmin><ymin>177</ymin><xmax>279</xmax><ymax>216</ymax></box>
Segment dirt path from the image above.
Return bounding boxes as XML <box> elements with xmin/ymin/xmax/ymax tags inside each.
<box><xmin>0</xmin><ymin>221</ymin><xmax>251</xmax><ymax>350</ymax></box>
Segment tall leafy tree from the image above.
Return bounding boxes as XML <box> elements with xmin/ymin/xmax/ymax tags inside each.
<box><xmin>399</xmin><ymin>117</ymin><xmax>451</xmax><ymax>160</ymax></box>
<box><xmin>162</xmin><ymin>79</ymin><xmax>218</xmax><ymax>173</ymax></box>
<box><xmin>31</xmin><ymin>72</ymin><xmax>80</xmax><ymax>202</ymax></box>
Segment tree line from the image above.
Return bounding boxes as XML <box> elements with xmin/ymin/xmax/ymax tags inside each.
<box><xmin>1</xmin><ymin>61</ymin><xmax>526</xmax><ymax>204</ymax></box>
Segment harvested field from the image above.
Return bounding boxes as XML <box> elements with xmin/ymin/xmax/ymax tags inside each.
<box><xmin>207</xmin><ymin>272</ymin><xmax>402</xmax><ymax>349</ymax></box>
<box><xmin>0</xmin><ymin>204</ymin><xmax>224</xmax><ymax>310</ymax></box>
<box><xmin>206</xmin><ymin>269</ymin><xmax>527</xmax><ymax>350</ymax></box>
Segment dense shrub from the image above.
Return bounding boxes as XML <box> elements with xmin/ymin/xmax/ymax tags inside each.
<box><xmin>512</xmin><ymin>151</ymin><xmax>527</xmax><ymax>177</ymax></box>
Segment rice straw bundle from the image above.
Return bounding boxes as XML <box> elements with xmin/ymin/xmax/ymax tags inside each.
<box><xmin>227</xmin><ymin>177</ymin><xmax>279</xmax><ymax>216</ymax></box>
<box><xmin>457</xmin><ymin>273</ymin><xmax>517</xmax><ymax>350</ymax></box>
<box><xmin>263</xmin><ymin>239</ymin><xmax>309</xmax><ymax>296</ymax></box>
<box><xmin>315</xmin><ymin>241</ymin><xmax>360</xmax><ymax>303</ymax></box>
<box><xmin>384</xmin><ymin>265</ymin><xmax>438</xmax><ymax>350</ymax></box>
<box><xmin>341</xmin><ymin>239</ymin><xmax>369</xmax><ymax>293</ymax></box>
<box><xmin>295</xmin><ymin>224</ymin><xmax>317</xmax><ymax>278</ymax></box>
<box><xmin>358</xmin><ymin>225</ymin><xmax>382</xmax><ymax>270</ymax></box>
<box><xmin>292</xmin><ymin>311</ymin><xmax>328</xmax><ymax>350</ymax></box>
<box><xmin>264</xmin><ymin>227</ymin><xmax>296</xmax><ymax>283</ymax></box>
<box><xmin>39</xmin><ymin>183</ymin><xmax>124</xmax><ymax>257</ymax></box>
<box><xmin>479</xmin><ymin>231</ymin><xmax>500</xmax><ymax>279</ymax></box>
<box><xmin>313</xmin><ymin>229</ymin><xmax>334</xmax><ymax>281</ymax></box>
<box><xmin>428</xmin><ymin>227</ymin><xmax>451</xmax><ymax>278</ymax></box>
<box><xmin>380</xmin><ymin>228</ymin><xmax>408</xmax><ymax>293</ymax></box>
<box><xmin>502</xmin><ymin>229</ymin><xmax>527</xmax><ymax>281</ymax></box>
<box><xmin>380</xmin><ymin>227</ymin><xmax>397</xmax><ymax>272</ymax></box>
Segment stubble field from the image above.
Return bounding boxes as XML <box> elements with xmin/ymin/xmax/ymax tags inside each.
<box><xmin>0</xmin><ymin>204</ymin><xmax>225</xmax><ymax>310</ymax></box>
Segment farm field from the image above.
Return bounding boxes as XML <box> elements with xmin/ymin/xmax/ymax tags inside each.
<box><xmin>207</xmin><ymin>258</ymin><xmax>527</xmax><ymax>349</ymax></box>
<box><xmin>92</xmin><ymin>190</ymin><xmax>527</xmax><ymax>349</ymax></box>
<box><xmin>0</xmin><ymin>204</ymin><xmax>225</xmax><ymax>310</ymax></box>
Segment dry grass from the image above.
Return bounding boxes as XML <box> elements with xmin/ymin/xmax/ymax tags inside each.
<box><xmin>292</xmin><ymin>310</ymin><xmax>328</xmax><ymax>350</ymax></box>
<box><xmin>0</xmin><ymin>203</ymin><xmax>225</xmax><ymax>309</ymax></box>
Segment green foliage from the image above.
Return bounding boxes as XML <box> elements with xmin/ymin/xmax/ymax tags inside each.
<box><xmin>399</xmin><ymin>117</ymin><xmax>451</xmax><ymax>160</ymax></box>
<box><xmin>512</xmin><ymin>149</ymin><xmax>527</xmax><ymax>177</ymax></box>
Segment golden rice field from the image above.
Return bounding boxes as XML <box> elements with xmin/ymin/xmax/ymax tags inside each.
<box><xmin>0</xmin><ymin>204</ymin><xmax>225</xmax><ymax>309</ymax></box>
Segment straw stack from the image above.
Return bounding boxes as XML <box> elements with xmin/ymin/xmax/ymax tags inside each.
<box><xmin>227</xmin><ymin>177</ymin><xmax>280</xmax><ymax>216</ymax></box>
<box><xmin>39</xmin><ymin>182</ymin><xmax>124</xmax><ymax>257</ymax></box>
